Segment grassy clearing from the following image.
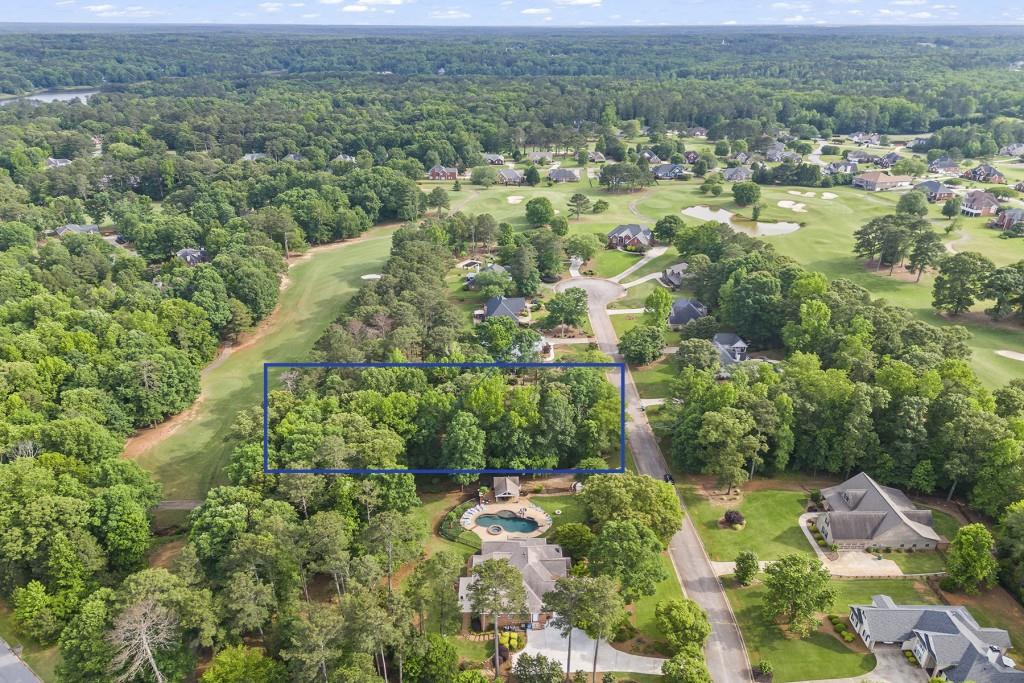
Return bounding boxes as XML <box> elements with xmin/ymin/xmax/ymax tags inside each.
<box><xmin>591</xmin><ymin>248</ymin><xmax>644</xmax><ymax>279</ymax></box>
<box><xmin>132</xmin><ymin>231</ymin><xmax>396</xmax><ymax>500</ymax></box>
<box><xmin>681</xmin><ymin>487</ymin><xmax>813</xmax><ymax>561</ymax></box>
<box><xmin>926</xmin><ymin>507</ymin><xmax>962</xmax><ymax>542</ymax></box>
<box><xmin>0</xmin><ymin>601</ymin><xmax>59</xmax><ymax>682</ymax></box>
<box><xmin>609</xmin><ymin>280</ymin><xmax>661</xmax><ymax>310</ymax></box>
<box><xmin>631</xmin><ymin>553</ymin><xmax>686</xmax><ymax>650</ymax></box>
<box><xmin>623</xmin><ymin>247</ymin><xmax>683</xmax><ymax>282</ymax></box>
<box><xmin>887</xmin><ymin>550</ymin><xmax>947</xmax><ymax>574</ymax></box>
<box><xmin>631</xmin><ymin>358</ymin><xmax>677</xmax><ymax>399</ymax></box>
<box><xmin>609</xmin><ymin>312</ymin><xmax>644</xmax><ymax>340</ymax></box>
<box><xmin>532</xmin><ymin>493</ymin><xmax>589</xmax><ymax>529</ymax></box>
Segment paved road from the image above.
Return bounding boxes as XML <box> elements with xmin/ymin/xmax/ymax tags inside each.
<box><xmin>0</xmin><ymin>637</ymin><xmax>40</xmax><ymax>683</ymax></box>
<box><xmin>555</xmin><ymin>277</ymin><xmax>753</xmax><ymax>683</ymax></box>
<box><xmin>516</xmin><ymin>624</ymin><xmax>666</xmax><ymax>675</ymax></box>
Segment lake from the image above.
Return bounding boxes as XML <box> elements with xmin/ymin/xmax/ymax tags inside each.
<box><xmin>0</xmin><ymin>89</ymin><xmax>99</xmax><ymax>106</ymax></box>
<box><xmin>681</xmin><ymin>205</ymin><xmax>801</xmax><ymax>236</ymax></box>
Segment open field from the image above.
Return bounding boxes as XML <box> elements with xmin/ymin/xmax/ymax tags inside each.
<box><xmin>131</xmin><ymin>230</ymin><xmax>396</xmax><ymax>501</ymax></box>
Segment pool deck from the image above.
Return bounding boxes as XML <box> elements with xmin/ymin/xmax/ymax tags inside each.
<box><xmin>461</xmin><ymin>500</ymin><xmax>553</xmax><ymax>541</ymax></box>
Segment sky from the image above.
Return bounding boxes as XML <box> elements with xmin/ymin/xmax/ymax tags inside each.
<box><xmin>4</xmin><ymin>0</ymin><xmax>1023</xmax><ymax>27</ymax></box>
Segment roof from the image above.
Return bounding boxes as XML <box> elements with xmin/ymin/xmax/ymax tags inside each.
<box><xmin>429</xmin><ymin>165</ymin><xmax>458</xmax><ymax>174</ymax></box>
<box><xmin>55</xmin><ymin>224</ymin><xmax>99</xmax><ymax>237</ymax></box>
<box><xmin>548</xmin><ymin>168</ymin><xmax>578</xmax><ymax>181</ymax></box>
<box><xmin>713</xmin><ymin>332</ymin><xmax>745</xmax><ymax>347</ymax></box>
<box><xmin>498</xmin><ymin>169</ymin><xmax>523</xmax><ymax>181</ymax></box>
<box><xmin>483</xmin><ymin>153</ymin><xmax>504</xmax><ymax>162</ymax></box>
<box><xmin>175</xmin><ymin>247</ymin><xmax>207</xmax><ymax>265</ymax></box>
<box><xmin>484</xmin><ymin>296</ymin><xmax>526</xmax><ymax>319</ymax></box>
<box><xmin>722</xmin><ymin>166</ymin><xmax>752</xmax><ymax>181</ymax></box>
<box><xmin>664</xmin><ymin>262</ymin><xmax>688</xmax><ymax>284</ymax></box>
<box><xmin>930</xmin><ymin>156</ymin><xmax>959</xmax><ymax>168</ymax></box>
<box><xmin>459</xmin><ymin>539</ymin><xmax>571</xmax><ymax>615</ymax></box>
<box><xmin>528</xmin><ymin>151</ymin><xmax>552</xmax><ymax>161</ymax></box>
<box><xmin>964</xmin><ymin>190</ymin><xmax>1000</xmax><ymax>211</ymax></box>
<box><xmin>855</xmin><ymin>171</ymin><xmax>913</xmax><ymax>184</ymax></box>
<box><xmin>607</xmin><ymin>224</ymin><xmax>653</xmax><ymax>243</ymax></box>
<box><xmin>493</xmin><ymin>476</ymin><xmax>520</xmax><ymax>497</ymax></box>
<box><xmin>971</xmin><ymin>164</ymin><xmax>1002</xmax><ymax>176</ymax></box>
<box><xmin>915</xmin><ymin>180</ymin><xmax>950</xmax><ymax>194</ymax></box>
<box><xmin>669</xmin><ymin>298</ymin><xmax>708</xmax><ymax>326</ymax></box>
<box><xmin>852</xmin><ymin>595</ymin><xmax>1020</xmax><ymax>683</ymax></box>
<box><xmin>821</xmin><ymin>472</ymin><xmax>940</xmax><ymax>543</ymax></box>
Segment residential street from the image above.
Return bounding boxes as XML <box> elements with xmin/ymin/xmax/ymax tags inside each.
<box><xmin>555</xmin><ymin>276</ymin><xmax>753</xmax><ymax>683</ymax></box>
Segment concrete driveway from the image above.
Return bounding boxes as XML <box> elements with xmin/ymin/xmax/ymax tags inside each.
<box><xmin>515</xmin><ymin>625</ymin><xmax>666</xmax><ymax>675</ymax></box>
<box><xmin>554</xmin><ymin>274</ymin><xmax>754</xmax><ymax>683</ymax></box>
<box><xmin>792</xmin><ymin>645</ymin><xmax>927</xmax><ymax>683</ymax></box>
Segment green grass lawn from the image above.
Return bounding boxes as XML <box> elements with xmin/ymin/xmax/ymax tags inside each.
<box><xmin>727</xmin><ymin>577</ymin><xmax>938</xmax><ymax>682</ymax></box>
<box><xmin>0</xmin><ymin>601</ymin><xmax>59</xmax><ymax>682</ymax></box>
<box><xmin>131</xmin><ymin>229</ymin><xmax>397</xmax><ymax>500</ymax></box>
<box><xmin>609</xmin><ymin>312</ymin><xmax>644</xmax><ymax>340</ymax></box>
<box><xmin>631</xmin><ymin>358</ymin><xmax>677</xmax><ymax>399</ymax></box>
<box><xmin>591</xmin><ymin>248</ymin><xmax>643</xmax><ymax>279</ymax></box>
<box><xmin>926</xmin><ymin>507</ymin><xmax>962</xmax><ymax>542</ymax></box>
<box><xmin>533</xmin><ymin>493</ymin><xmax>589</xmax><ymax>529</ymax></box>
<box><xmin>632</xmin><ymin>553</ymin><xmax>686</xmax><ymax>650</ymax></box>
<box><xmin>681</xmin><ymin>488</ymin><xmax>813</xmax><ymax>561</ymax></box>
<box><xmin>608</xmin><ymin>280</ymin><xmax>661</xmax><ymax>310</ymax></box>
<box><xmin>621</xmin><ymin>247</ymin><xmax>683</xmax><ymax>282</ymax></box>
<box><xmin>887</xmin><ymin>550</ymin><xmax>947</xmax><ymax>574</ymax></box>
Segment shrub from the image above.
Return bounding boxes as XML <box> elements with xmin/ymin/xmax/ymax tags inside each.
<box><xmin>724</xmin><ymin>510</ymin><xmax>745</xmax><ymax>526</ymax></box>
<box><xmin>939</xmin><ymin>576</ymin><xmax>958</xmax><ymax>592</ymax></box>
<box><xmin>757</xmin><ymin>660</ymin><xmax>774</xmax><ymax>676</ymax></box>
<box><xmin>817</xmin><ymin>539</ymin><xmax>826</xmax><ymax>547</ymax></box>
<box><xmin>842</xmin><ymin>633</ymin><xmax>855</xmax><ymax>642</ymax></box>
<box><xmin>612</xmin><ymin>615</ymin><xmax>638</xmax><ymax>642</ymax></box>
<box><xmin>829</xmin><ymin>543</ymin><xmax>838</xmax><ymax>552</ymax></box>
<box><xmin>810</xmin><ymin>489</ymin><xmax>822</xmax><ymax>504</ymax></box>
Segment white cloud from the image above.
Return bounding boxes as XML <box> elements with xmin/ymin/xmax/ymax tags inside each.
<box><xmin>771</xmin><ymin>2</ymin><xmax>810</xmax><ymax>9</ymax></box>
<box><xmin>721</xmin><ymin>18</ymin><xmax>737</xmax><ymax>23</ymax></box>
<box><xmin>429</xmin><ymin>7</ymin><xmax>469</xmax><ymax>16</ymax></box>
<box><xmin>892</xmin><ymin>0</ymin><xmax>926</xmax><ymax>4</ymax></box>
<box><xmin>84</xmin><ymin>3</ymin><xmax>115</xmax><ymax>10</ymax></box>
<box><xmin>521</xmin><ymin>7</ymin><xmax>551</xmax><ymax>13</ymax></box>
<box><xmin>554</xmin><ymin>0</ymin><xmax>601</xmax><ymax>5</ymax></box>
<box><xmin>341</xmin><ymin>4</ymin><xmax>368</xmax><ymax>10</ymax></box>
<box><xmin>782</xmin><ymin>13</ymin><xmax>808</xmax><ymax>21</ymax></box>
<box><xmin>908</xmin><ymin>10</ymin><xmax>933</xmax><ymax>16</ymax></box>
<box><xmin>358</xmin><ymin>0</ymin><xmax>403</xmax><ymax>5</ymax></box>
<box><xmin>289</xmin><ymin>2</ymin><xmax>304</xmax><ymax>6</ymax></box>
<box><xmin>56</xmin><ymin>0</ymin><xmax>76</xmax><ymax>5</ymax></box>
<box><xmin>319</xmin><ymin>0</ymin><xmax>344</xmax><ymax>5</ymax></box>
<box><xmin>258</xmin><ymin>2</ymin><xmax>283</xmax><ymax>11</ymax></box>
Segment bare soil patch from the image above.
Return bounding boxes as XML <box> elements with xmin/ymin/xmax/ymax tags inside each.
<box><xmin>862</xmin><ymin>259</ymin><xmax>927</xmax><ymax>282</ymax></box>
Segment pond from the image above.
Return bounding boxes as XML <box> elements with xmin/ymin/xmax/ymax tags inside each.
<box><xmin>0</xmin><ymin>89</ymin><xmax>99</xmax><ymax>106</ymax></box>
<box><xmin>681</xmin><ymin>205</ymin><xmax>801</xmax><ymax>237</ymax></box>
<box><xmin>475</xmin><ymin>511</ymin><xmax>539</xmax><ymax>533</ymax></box>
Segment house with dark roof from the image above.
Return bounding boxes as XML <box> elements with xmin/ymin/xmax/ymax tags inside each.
<box><xmin>333</xmin><ymin>153</ymin><xmax>356</xmax><ymax>163</ymax></box>
<box><xmin>713</xmin><ymin>333</ymin><xmax>748</xmax><ymax>366</ymax></box>
<box><xmin>606</xmin><ymin>224</ymin><xmax>653</xmax><ymax>251</ymax></box>
<box><xmin>818</xmin><ymin>472</ymin><xmax>942</xmax><ymax>550</ymax></box>
<box><xmin>283</xmin><ymin>153</ymin><xmax>304</xmax><ymax>162</ymax></box>
<box><xmin>588</xmin><ymin>151</ymin><xmax>606</xmax><ymax>163</ymax></box>
<box><xmin>498</xmin><ymin>169</ymin><xmax>524</xmax><ymax>185</ymax></box>
<box><xmin>548</xmin><ymin>168</ymin><xmax>579</xmax><ymax>183</ymax></box>
<box><xmin>466</xmin><ymin>263</ymin><xmax>510</xmax><ymax>289</ymax></box>
<box><xmin>929</xmin><ymin>157</ymin><xmax>961</xmax><ymax>174</ymax></box>
<box><xmin>876</xmin><ymin>152</ymin><xmax>903</xmax><ymax>168</ymax></box>
<box><xmin>722</xmin><ymin>166</ymin><xmax>753</xmax><ymax>182</ymax></box>
<box><xmin>652</xmin><ymin>163</ymin><xmax>688</xmax><ymax>180</ymax></box>
<box><xmin>686</xmin><ymin>127</ymin><xmax>708</xmax><ymax>138</ymax></box>
<box><xmin>683</xmin><ymin>151</ymin><xmax>700</xmax><ymax>164</ymax></box>
<box><xmin>993</xmin><ymin>209</ymin><xmax>1024</xmax><ymax>231</ymax></box>
<box><xmin>1016</xmin><ymin>181</ymin><xmax>1024</xmax><ymax>193</ymax></box>
<box><xmin>964</xmin><ymin>164</ymin><xmax>1006</xmax><ymax>184</ymax></box>
<box><xmin>458</xmin><ymin>539</ymin><xmax>571</xmax><ymax>630</ymax></box>
<box><xmin>483</xmin><ymin>296</ymin><xmax>528</xmax><ymax>322</ymax></box>
<box><xmin>175</xmin><ymin>247</ymin><xmax>207</xmax><ymax>266</ymax></box>
<box><xmin>915</xmin><ymin>180</ymin><xmax>955</xmax><ymax>203</ymax></box>
<box><xmin>54</xmin><ymin>224</ymin><xmax>99</xmax><ymax>238</ymax></box>
<box><xmin>765</xmin><ymin>142</ymin><xmax>787</xmax><ymax>162</ymax></box>
<box><xmin>853</xmin><ymin>171</ymin><xmax>914</xmax><ymax>192</ymax></box>
<box><xmin>846</xmin><ymin>150</ymin><xmax>876</xmax><ymax>164</ymax></box>
<box><xmin>1000</xmin><ymin>143</ymin><xmax>1024</xmax><ymax>157</ymax></box>
<box><xmin>850</xmin><ymin>595</ymin><xmax>1023</xmax><ymax>683</ymax></box>
<box><xmin>668</xmin><ymin>298</ymin><xmax>708</xmax><ymax>330</ymax></box>
<box><xmin>241</xmin><ymin>152</ymin><xmax>268</xmax><ymax>162</ymax></box>
<box><xmin>46</xmin><ymin>157</ymin><xmax>71</xmax><ymax>169</ymax></box>
<box><xmin>908</xmin><ymin>137</ymin><xmax>931</xmax><ymax>150</ymax></box>
<box><xmin>848</xmin><ymin>132</ymin><xmax>881</xmax><ymax>146</ymax></box>
<box><xmin>527</xmin><ymin>151</ymin><xmax>553</xmax><ymax>164</ymax></box>
<box><xmin>428</xmin><ymin>165</ymin><xmax>459</xmax><ymax>181</ymax></box>
<box><xmin>961</xmin><ymin>190</ymin><xmax>1001</xmax><ymax>217</ymax></box>
<box><xmin>483</xmin><ymin>153</ymin><xmax>505</xmax><ymax>165</ymax></box>
<box><xmin>662</xmin><ymin>263</ymin><xmax>689</xmax><ymax>289</ymax></box>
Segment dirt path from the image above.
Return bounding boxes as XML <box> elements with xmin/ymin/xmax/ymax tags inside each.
<box><xmin>121</xmin><ymin>230</ymin><xmax>392</xmax><ymax>460</ymax></box>
<box><xmin>944</xmin><ymin>230</ymin><xmax>970</xmax><ymax>254</ymax></box>
<box><xmin>627</xmin><ymin>191</ymin><xmax>653</xmax><ymax>223</ymax></box>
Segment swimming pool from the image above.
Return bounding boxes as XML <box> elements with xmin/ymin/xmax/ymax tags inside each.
<box><xmin>475</xmin><ymin>511</ymin><xmax>539</xmax><ymax>533</ymax></box>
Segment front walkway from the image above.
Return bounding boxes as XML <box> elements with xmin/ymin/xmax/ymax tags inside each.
<box><xmin>610</xmin><ymin>246</ymin><xmax>667</xmax><ymax>283</ymax></box>
<box><xmin>621</xmin><ymin>271</ymin><xmax>667</xmax><ymax>289</ymax></box>
<box><xmin>791</xmin><ymin>645</ymin><xmax>927</xmax><ymax>683</ymax></box>
<box><xmin>798</xmin><ymin>513</ymin><xmax>903</xmax><ymax>577</ymax></box>
<box><xmin>515</xmin><ymin>624</ymin><xmax>666</xmax><ymax>675</ymax></box>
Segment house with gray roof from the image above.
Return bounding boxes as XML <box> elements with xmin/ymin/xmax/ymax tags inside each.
<box><xmin>175</xmin><ymin>247</ymin><xmax>207</xmax><ymax>266</ymax></box>
<box><xmin>241</xmin><ymin>152</ymin><xmax>268</xmax><ymax>162</ymax></box>
<box><xmin>588</xmin><ymin>151</ymin><xmax>606</xmax><ymax>163</ymax></box>
<box><xmin>527</xmin><ymin>151</ymin><xmax>553</xmax><ymax>164</ymax></box>
<box><xmin>915</xmin><ymin>180</ymin><xmax>955</xmax><ymax>202</ymax></box>
<box><xmin>54</xmin><ymin>224</ymin><xmax>99</xmax><ymax>238</ymax></box>
<box><xmin>639</xmin><ymin>150</ymin><xmax>662</xmax><ymax>164</ymax></box>
<box><xmin>607</xmin><ymin>224</ymin><xmax>653</xmax><ymax>251</ymax></box>
<box><xmin>962</xmin><ymin>190</ymin><xmax>1001</xmax><ymax>217</ymax></box>
<box><xmin>722</xmin><ymin>166</ymin><xmax>753</xmax><ymax>182</ymax></box>
<box><xmin>929</xmin><ymin>156</ymin><xmax>961</xmax><ymax>174</ymax></box>
<box><xmin>668</xmin><ymin>298</ymin><xmax>708</xmax><ymax>330</ymax></box>
<box><xmin>818</xmin><ymin>472</ymin><xmax>941</xmax><ymax>550</ymax></box>
<box><xmin>965</xmin><ymin>164</ymin><xmax>1007</xmax><ymax>184</ymax></box>
<box><xmin>283</xmin><ymin>153</ymin><xmax>304</xmax><ymax>162</ymax></box>
<box><xmin>850</xmin><ymin>595</ymin><xmax>1023</xmax><ymax>683</ymax></box>
<box><xmin>428</xmin><ymin>165</ymin><xmax>458</xmax><ymax>180</ymax></box>
<box><xmin>652</xmin><ymin>163</ymin><xmax>688</xmax><ymax>180</ymax></box>
<box><xmin>662</xmin><ymin>262</ymin><xmax>689</xmax><ymax>289</ymax></box>
<box><xmin>45</xmin><ymin>157</ymin><xmax>71</xmax><ymax>169</ymax></box>
<box><xmin>1000</xmin><ymin>143</ymin><xmax>1024</xmax><ymax>157</ymax></box>
<box><xmin>823</xmin><ymin>161</ymin><xmax>859</xmax><ymax>175</ymax></box>
<box><xmin>493</xmin><ymin>476</ymin><xmax>520</xmax><ymax>502</ymax></box>
<box><xmin>333</xmin><ymin>153</ymin><xmax>356</xmax><ymax>163</ymax></box>
<box><xmin>498</xmin><ymin>169</ymin><xmax>524</xmax><ymax>185</ymax></box>
<box><xmin>846</xmin><ymin>149</ymin><xmax>876</xmax><ymax>164</ymax></box>
<box><xmin>713</xmin><ymin>333</ymin><xmax>748</xmax><ymax>366</ymax></box>
<box><xmin>483</xmin><ymin>296</ymin><xmax>528</xmax><ymax>322</ymax></box>
<box><xmin>548</xmin><ymin>168</ymin><xmax>579</xmax><ymax>183</ymax></box>
<box><xmin>483</xmin><ymin>153</ymin><xmax>505</xmax><ymax>165</ymax></box>
<box><xmin>876</xmin><ymin>152</ymin><xmax>903</xmax><ymax>168</ymax></box>
<box><xmin>458</xmin><ymin>539</ymin><xmax>571</xmax><ymax>630</ymax></box>
<box><xmin>993</xmin><ymin>209</ymin><xmax>1024</xmax><ymax>231</ymax></box>
<box><xmin>765</xmin><ymin>142</ymin><xmax>787</xmax><ymax>162</ymax></box>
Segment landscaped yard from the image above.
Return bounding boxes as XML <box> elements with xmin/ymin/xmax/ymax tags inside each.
<box><xmin>630</xmin><ymin>553</ymin><xmax>685</xmax><ymax>653</ymax></box>
<box><xmin>608</xmin><ymin>279</ymin><xmax>662</xmax><ymax>310</ymax></box>
<box><xmin>926</xmin><ymin>507</ymin><xmax>962</xmax><ymax>542</ymax></box>
<box><xmin>631</xmin><ymin>358</ymin><xmax>678</xmax><ymax>399</ymax></box>
<box><xmin>532</xmin><ymin>493</ymin><xmax>589</xmax><ymax>529</ymax></box>
<box><xmin>886</xmin><ymin>549</ymin><xmax>947</xmax><ymax>575</ymax></box>
<box><xmin>726</xmin><ymin>577</ymin><xmax>938</xmax><ymax>682</ymax></box>
<box><xmin>591</xmin><ymin>248</ymin><xmax>643</xmax><ymax>279</ymax></box>
<box><xmin>681</xmin><ymin>487</ymin><xmax>813</xmax><ymax>561</ymax></box>
<box><xmin>609</xmin><ymin>312</ymin><xmax>644</xmax><ymax>339</ymax></box>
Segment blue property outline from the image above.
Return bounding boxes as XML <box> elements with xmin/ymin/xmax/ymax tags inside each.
<box><xmin>264</xmin><ymin>361</ymin><xmax>627</xmax><ymax>475</ymax></box>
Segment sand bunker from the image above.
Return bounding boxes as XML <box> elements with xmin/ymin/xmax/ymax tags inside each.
<box><xmin>787</xmin><ymin>190</ymin><xmax>816</xmax><ymax>198</ymax></box>
<box><xmin>821</xmin><ymin>192</ymin><xmax>838</xmax><ymax>200</ymax></box>
<box><xmin>997</xmin><ymin>350</ymin><xmax>1024</xmax><ymax>362</ymax></box>
<box><xmin>777</xmin><ymin>200</ymin><xmax>808</xmax><ymax>213</ymax></box>
<box><xmin>361</xmin><ymin>273</ymin><xmax>383</xmax><ymax>280</ymax></box>
<box><xmin>507</xmin><ymin>196</ymin><xmax>524</xmax><ymax>204</ymax></box>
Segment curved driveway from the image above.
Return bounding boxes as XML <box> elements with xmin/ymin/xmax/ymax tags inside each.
<box><xmin>555</xmin><ymin>277</ymin><xmax>753</xmax><ymax>683</ymax></box>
